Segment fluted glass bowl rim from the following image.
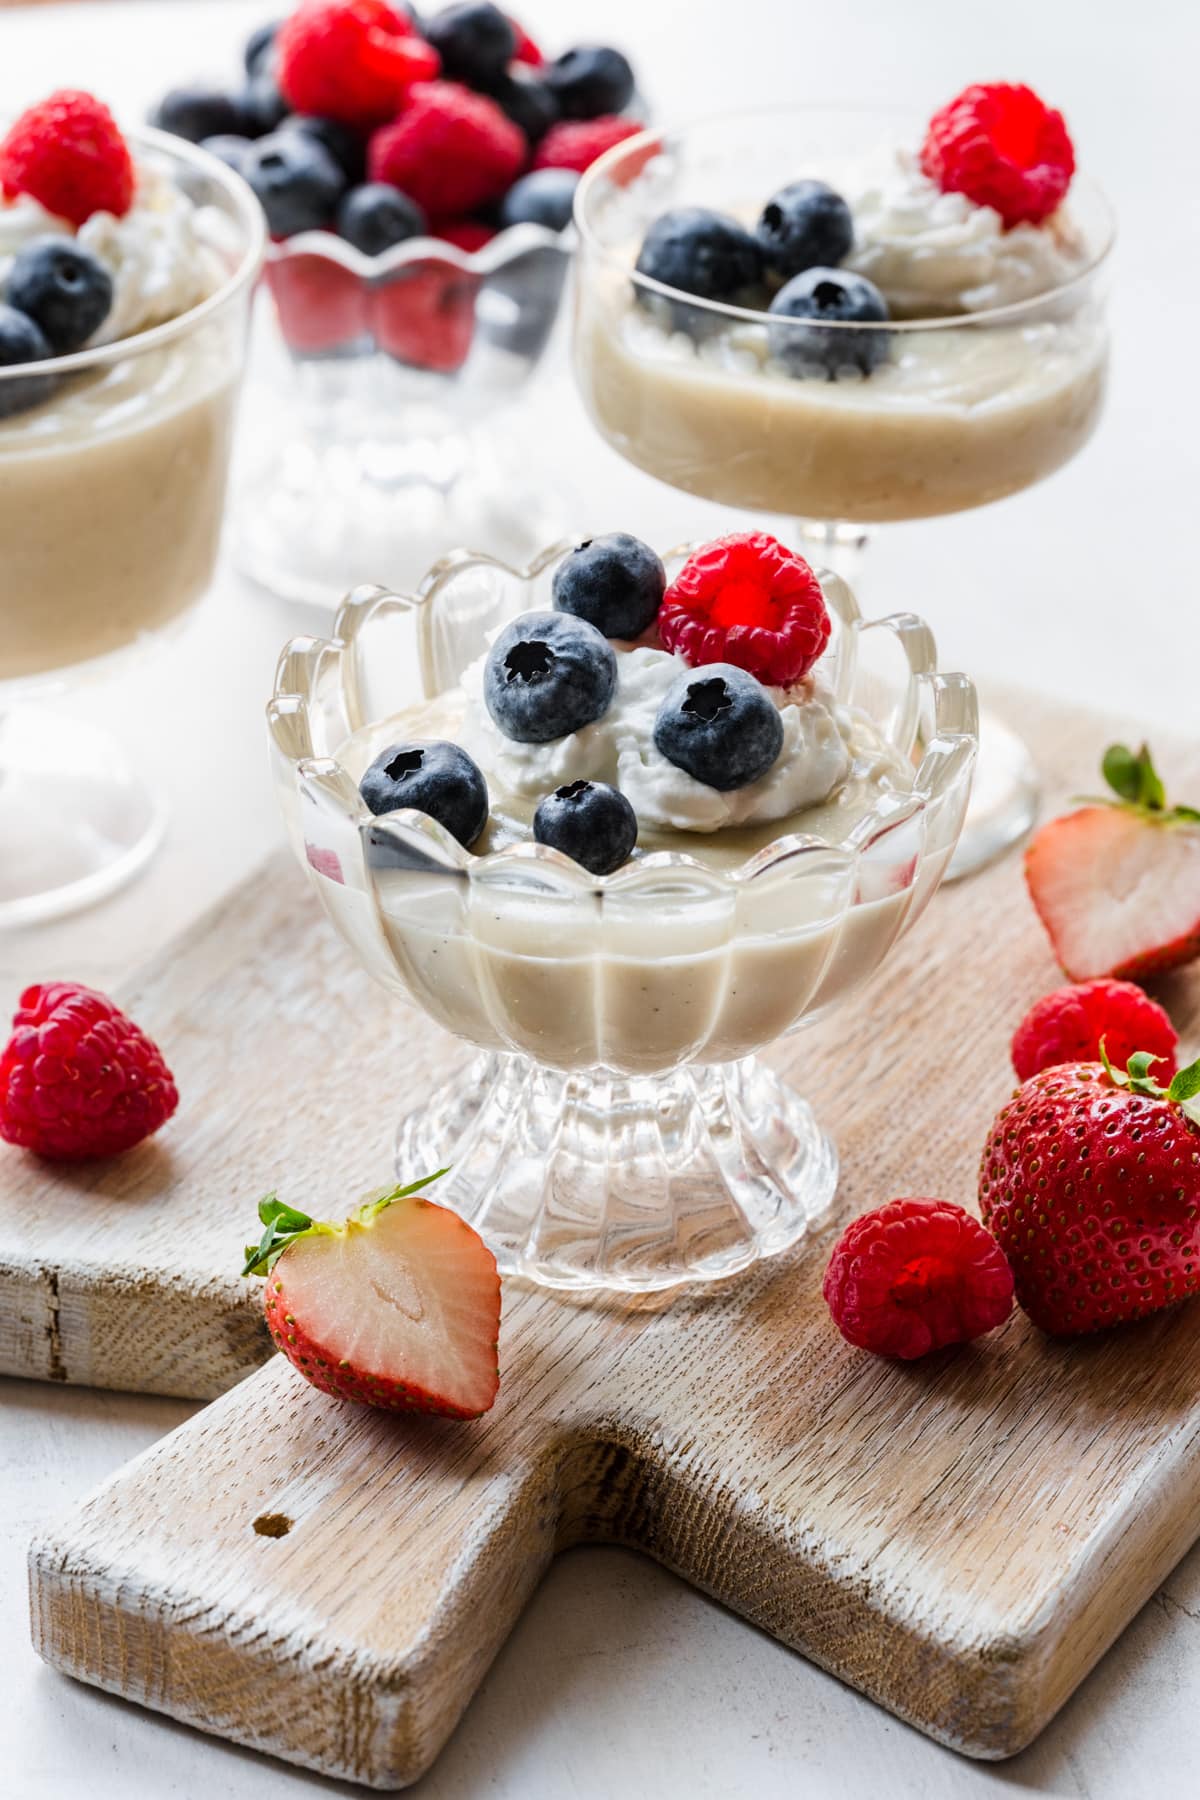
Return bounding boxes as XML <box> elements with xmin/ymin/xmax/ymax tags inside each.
<box><xmin>268</xmin><ymin>539</ymin><xmax>979</xmax><ymax>899</ymax></box>
<box><xmin>0</xmin><ymin>125</ymin><xmax>266</xmax><ymax>384</ymax></box>
<box><xmin>574</xmin><ymin>104</ymin><xmax>1116</xmax><ymax>335</ymax></box>
<box><xmin>265</xmin><ymin>216</ymin><xmax>573</xmax><ymax>282</ymax></box>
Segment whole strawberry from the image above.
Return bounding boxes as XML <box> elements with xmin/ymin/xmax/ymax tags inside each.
<box><xmin>0</xmin><ymin>982</ymin><xmax>178</xmax><ymax>1159</ymax></box>
<box><xmin>243</xmin><ymin>1173</ymin><xmax>501</xmax><ymax>1418</ymax></box>
<box><xmin>979</xmin><ymin>1048</ymin><xmax>1200</xmax><ymax>1336</ymax></box>
<box><xmin>1025</xmin><ymin>742</ymin><xmax>1200</xmax><ymax>981</ymax></box>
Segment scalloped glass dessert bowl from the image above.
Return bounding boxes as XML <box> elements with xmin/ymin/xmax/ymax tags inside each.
<box><xmin>572</xmin><ymin>108</ymin><xmax>1114</xmax><ymax>880</ymax></box>
<box><xmin>236</xmin><ymin>223</ymin><xmax>574</xmax><ymax>609</ymax></box>
<box><xmin>269</xmin><ymin>544</ymin><xmax>977</xmax><ymax>1292</ymax></box>
<box><xmin>0</xmin><ymin>127</ymin><xmax>264</xmax><ymax>924</ymax></box>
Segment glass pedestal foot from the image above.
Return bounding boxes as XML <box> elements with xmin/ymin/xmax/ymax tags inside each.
<box><xmin>946</xmin><ymin>707</ymin><xmax>1040</xmax><ymax>882</ymax></box>
<box><xmin>396</xmin><ymin>1050</ymin><xmax>839</xmax><ymax>1294</ymax></box>
<box><xmin>235</xmin><ymin>421</ymin><xmax>572</xmax><ymax>610</ymax></box>
<box><xmin>0</xmin><ymin>706</ymin><xmax>165</xmax><ymax>925</ymax></box>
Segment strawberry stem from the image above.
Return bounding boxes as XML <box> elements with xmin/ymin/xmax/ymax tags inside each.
<box><xmin>1098</xmin><ymin>1038</ymin><xmax>1200</xmax><ymax>1125</ymax></box>
<box><xmin>1074</xmin><ymin>742</ymin><xmax>1200</xmax><ymax>824</ymax></box>
<box><xmin>241</xmin><ymin>1169</ymin><xmax>450</xmax><ymax>1277</ymax></box>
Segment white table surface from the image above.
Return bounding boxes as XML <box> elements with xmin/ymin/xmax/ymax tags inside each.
<box><xmin>3</xmin><ymin>0</ymin><xmax>1199</xmax><ymax>1794</ymax></box>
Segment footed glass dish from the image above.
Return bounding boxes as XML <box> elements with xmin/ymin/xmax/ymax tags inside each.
<box><xmin>237</xmin><ymin>225</ymin><xmax>573</xmax><ymax>608</ymax></box>
<box><xmin>268</xmin><ymin>544</ymin><xmax>977</xmax><ymax>1292</ymax></box>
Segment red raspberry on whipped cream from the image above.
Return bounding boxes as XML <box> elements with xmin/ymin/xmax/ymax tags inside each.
<box><xmin>0</xmin><ymin>90</ymin><xmax>134</xmax><ymax>226</ymax></box>
<box><xmin>658</xmin><ymin>532</ymin><xmax>832</xmax><ymax>688</ymax></box>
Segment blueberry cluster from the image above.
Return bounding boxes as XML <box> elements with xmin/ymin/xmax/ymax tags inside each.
<box><xmin>154</xmin><ymin>8</ymin><xmax>634</xmax><ymax>249</ymax></box>
<box><xmin>635</xmin><ymin>179</ymin><xmax>891</xmax><ymax>379</ymax></box>
<box><xmin>358</xmin><ymin>535</ymin><xmax>790</xmax><ymax>879</ymax></box>
<box><xmin>0</xmin><ymin>238</ymin><xmax>114</xmax><ymax>419</ymax></box>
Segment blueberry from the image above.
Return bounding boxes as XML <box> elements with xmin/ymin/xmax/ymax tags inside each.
<box><xmin>337</xmin><ymin>183</ymin><xmax>427</xmax><ymax>254</ymax></box>
<box><xmin>244</xmin><ymin>19</ymin><xmax>282</xmax><ymax>76</ymax></box>
<box><xmin>0</xmin><ymin>304</ymin><xmax>55</xmax><ymax>418</ymax></box>
<box><xmin>498</xmin><ymin>169</ymin><xmax>578</xmax><ymax>233</ymax></box>
<box><xmin>635</xmin><ymin>207</ymin><xmax>763</xmax><ymax>307</ymax></box>
<box><xmin>534</xmin><ymin>780</ymin><xmax>637</xmax><ymax>876</ymax></box>
<box><xmin>201</xmin><ymin>134</ymin><xmax>254</xmax><ymax>175</ymax></box>
<box><xmin>237</xmin><ymin>74</ymin><xmax>290</xmax><ymax>139</ymax></box>
<box><xmin>485</xmin><ymin>70</ymin><xmax>559</xmax><ymax>146</ymax></box>
<box><xmin>425</xmin><ymin>3</ymin><xmax>515</xmax><ymax>85</ymax></box>
<box><xmin>653</xmin><ymin>664</ymin><xmax>783</xmax><ymax>791</ymax></box>
<box><xmin>242</xmin><ymin>132</ymin><xmax>346</xmax><ymax>237</ymax></box>
<box><xmin>757</xmin><ymin>180</ymin><xmax>853</xmax><ymax>281</ymax></box>
<box><xmin>768</xmin><ymin>267</ymin><xmax>891</xmax><ymax>379</ymax></box>
<box><xmin>359</xmin><ymin>739</ymin><xmax>488</xmax><ymax>849</ymax></box>
<box><xmin>152</xmin><ymin>85</ymin><xmax>245</xmax><ymax>144</ymax></box>
<box><xmin>544</xmin><ymin>45</ymin><xmax>634</xmax><ymax>119</ymax></box>
<box><xmin>484</xmin><ymin>612</ymin><xmax>617</xmax><ymax>744</ymax></box>
<box><xmin>281</xmin><ymin>115</ymin><xmax>368</xmax><ymax>185</ymax></box>
<box><xmin>552</xmin><ymin>534</ymin><xmax>664</xmax><ymax>640</ymax></box>
<box><xmin>6</xmin><ymin>238</ymin><xmax>112</xmax><ymax>354</ymax></box>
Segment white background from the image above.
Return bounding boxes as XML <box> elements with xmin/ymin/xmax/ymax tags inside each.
<box><xmin>2</xmin><ymin>1</ymin><xmax>1200</xmax><ymax>1795</ymax></box>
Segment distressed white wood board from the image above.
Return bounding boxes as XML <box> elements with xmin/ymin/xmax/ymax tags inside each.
<box><xmin>23</xmin><ymin>694</ymin><xmax>1200</xmax><ymax>1784</ymax></box>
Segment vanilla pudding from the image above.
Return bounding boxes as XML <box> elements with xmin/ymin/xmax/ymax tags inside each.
<box><xmin>573</xmin><ymin>102</ymin><xmax>1112</xmax><ymax>523</ymax></box>
<box><xmin>330</xmin><ymin>610</ymin><xmax>930</xmax><ymax>1074</ymax></box>
<box><xmin>577</xmin><ymin>285</ymin><xmax>1107</xmax><ymax>521</ymax></box>
<box><xmin>0</xmin><ymin>127</ymin><xmax>263</xmax><ymax>681</ymax></box>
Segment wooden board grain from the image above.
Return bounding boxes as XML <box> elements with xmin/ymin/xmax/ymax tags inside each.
<box><xmin>21</xmin><ymin>689</ymin><xmax>1200</xmax><ymax>1783</ymax></box>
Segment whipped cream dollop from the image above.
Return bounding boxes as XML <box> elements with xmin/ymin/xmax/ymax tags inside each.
<box><xmin>0</xmin><ymin>163</ymin><xmax>221</xmax><ymax>347</ymax></box>
<box><xmin>458</xmin><ymin>637</ymin><xmax>854</xmax><ymax>834</ymax></box>
<box><xmin>844</xmin><ymin>147</ymin><xmax>1087</xmax><ymax>317</ymax></box>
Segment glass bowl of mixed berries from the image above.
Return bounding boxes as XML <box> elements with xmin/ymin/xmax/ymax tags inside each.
<box><xmin>152</xmin><ymin>0</ymin><xmax>643</xmax><ymax>607</ymax></box>
<box><xmin>268</xmin><ymin>529</ymin><xmax>977</xmax><ymax>1292</ymax></box>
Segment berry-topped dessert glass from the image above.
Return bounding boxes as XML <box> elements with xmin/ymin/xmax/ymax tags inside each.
<box><xmin>572</xmin><ymin>88</ymin><xmax>1115</xmax><ymax>877</ymax></box>
<box><xmin>269</xmin><ymin>529</ymin><xmax>977</xmax><ymax>1292</ymax></box>
<box><xmin>0</xmin><ymin>93</ymin><xmax>264</xmax><ymax>923</ymax></box>
<box><xmin>151</xmin><ymin>2</ymin><xmax>644</xmax><ymax>607</ymax></box>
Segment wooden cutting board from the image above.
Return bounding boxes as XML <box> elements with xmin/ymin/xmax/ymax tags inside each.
<box><xmin>22</xmin><ymin>692</ymin><xmax>1200</xmax><ymax>1786</ymax></box>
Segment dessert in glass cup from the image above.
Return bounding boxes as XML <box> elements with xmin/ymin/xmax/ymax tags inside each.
<box><xmin>572</xmin><ymin>84</ymin><xmax>1114</xmax><ymax>875</ymax></box>
<box><xmin>0</xmin><ymin>91</ymin><xmax>265</xmax><ymax>923</ymax></box>
<box><xmin>269</xmin><ymin>529</ymin><xmax>977</xmax><ymax>1293</ymax></box>
<box><xmin>148</xmin><ymin>0</ymin><xmax>645</xmax><ymax>605</ymax></box>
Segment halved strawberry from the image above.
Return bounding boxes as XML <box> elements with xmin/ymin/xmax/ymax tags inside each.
<box><xmin>1025</xmin><ymin>742</ymin><xmax>1200</xmax><ymax>982</ymax></box>
<box><xmin>243</xmin><ymin>1175</ymin><xmax>500</xmax><ymax>1418</ymax></box>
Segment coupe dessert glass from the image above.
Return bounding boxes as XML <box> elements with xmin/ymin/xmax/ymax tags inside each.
<box><xmin>0</xmin><ymin>128</ymin><xmax>264</xmax><ymax>925</ymax></box>
<box><xmin>268</xmin><ymin>543</ymin><xmax>977</xmax><ymax>1293</ymax></box>
<box><xmin>235</xmin><ymin>223</ymin><xmax>573</xmax><ymax>609</ymax></box>
<box><xmin>572</xmin><ymin>108</ymin><xmax>1114</xmax><ymax>877</ymax></box>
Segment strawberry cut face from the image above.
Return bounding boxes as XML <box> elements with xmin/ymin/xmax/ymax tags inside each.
<box><xmin>259</xmin><ymin>1187</ymin><xmax>501</xmax><ymax>1418</ymax></box>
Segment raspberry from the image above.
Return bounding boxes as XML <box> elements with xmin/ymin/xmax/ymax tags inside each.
<box><xmin>509</xmin><ymin>15</ymin><xmax>544</xmax><ymax>67</ymax></box>
<box><xmin>658</xmin><ymin>533</ymin><xmax>831</xmax><ymax>687</ymax></box>
<box><xmin>920</xmin><ymin>82</ymin><xmax>1075</xmax><ymax>230</ymax></box>
<box><xmin>823</xmin><ymin>1198</ymin><xmax>1014</xmax><ymax>1360</ymax></box>
<box><xmin>0</xmin><ymin>983</ymin><xmax>178</xmax><ymax>1161</ymax></box>
<box><xmin>532</xmin><ymin>114</ymin><xmax>642</xmax><ymax>175</ymax></box>
<box><xmin>0</xmin><ymin>90</ymin><xmax>134</xmax><ymax>227</ymax></box>
<box><xmin>276</xmin><ymin>0</ymin><xmax>440</xmax><ymax>128</ymax></box>
<box><xmin>435</xmin><ymin>218</ymin><xmax>496</xmax><ymax>252</ymax></box>
<box><xmin>372</xmin><ymin>263</ymin><xmax>479</xmax><ymax>372</ymax></box>
<box><xmin>266</xmin><ymin>254</ymin><xmax>368</xmax><ymax>355</ymax></box>
<box><xmin>1011</xmin><ymin>978</ymin><xmax>1177</xmax><ymax>1084</ymax></box>
<box><xmin>368</xmin><ymin>82</ymin><xmax>524</xmax><ymax>218</ymax></box>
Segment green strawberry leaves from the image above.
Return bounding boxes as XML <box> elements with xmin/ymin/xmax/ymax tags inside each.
<box><xmin>241</xmin><ymin>1169</ymin><xmax>450</xmax><ymax>1277</ymax></box>
<box><xmin>1100</xmin><ymin>1041</ymin><xmax>1200</xmax><ymax>1128</ymax></box>
<box><xmin>1081</xmin><ymin>742</ymin><xmax>1200</xmax><ymax>824</ymax></box>
<box><xmin>1102</xmin><ymin>743</ymin><xmax>1165</xmax><ymax>810</ymax></box>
